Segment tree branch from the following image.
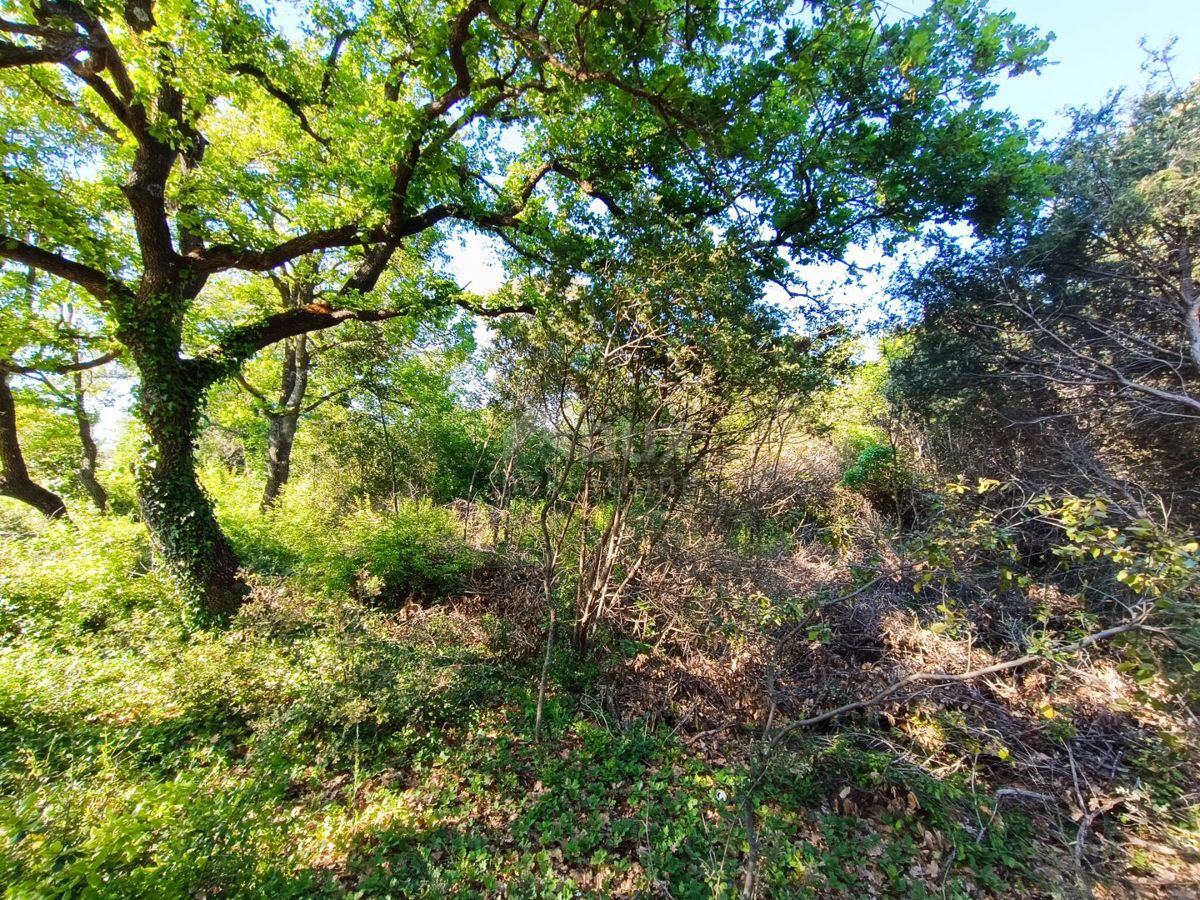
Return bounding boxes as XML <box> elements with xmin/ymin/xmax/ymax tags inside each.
<box><xmin>548</xmin><ymin>162</ymin><xmax>626</xmax><ymax>217</ymax></box>
<box><xmin>190</xmin><ymin>149</ymin><xmax>564</xmax><ymax>277</ymax></box>
<box><xmin>320</xmin><ymin>27</ymin><xmax>356</xmax><ymax>103</ymax></box>
<box><xmin>23</xmin><ymin>70</ymin><xmax>122</xmax><ymax>139</ymax></box>
<box><xmin>0</xmin><ymin>36</ymin><xmax>85</xmax><ymax>69</ymax></box>
<box><xmin>189</xmin><ymin>224</ymin><xmax>373</xmax><ymax>273</ymax></box>
<box><xmin>197</xmin><ymin>305</ymin><xmax>417</xmax><ymax>376</ymax></box>
<box><xmin>233</xmin><ymin>372</ymin><xmax>269</xmax><ymax>404</ymax></box>
<box><xmin>0</xmin><ymin>349</ymin><xmax>119</xmax><ymax>375</ymax></box>
<box><xmin>0</xmin><ymin>235</ymin><xmax>124</xmax><ymax>302</ymax></box>
<box><xmin>426</xmin><ymin>0</ymin><xmax>486</xmax><ymax>119</ymax></box>
<box><xmin>478</xmin><ymin>1</ymin><xmax>695</xmax><ymax>128</ymax></box>
<box><xmin>301</xmin><ymin>383</ymin><xmax>354</xmax><ymax>414</ymax></box>
<box><xmin>766</xmin><ymin>616</ymin><xmax>1151</xmax><ymax>743</ymax></box>
<box><xmin>195</xmin><ymin>275</ymin><xmax>534</xmax><ymax>389</ymax></box>
<box><xmin>229</xmin><ymin>62</ymin><xmax>329</xmax><ymax>148</ymax></box>
<box><xmin>455</xmin><ymin>296</ymin><xmax>536</xmax><ymax>317</ymax></box>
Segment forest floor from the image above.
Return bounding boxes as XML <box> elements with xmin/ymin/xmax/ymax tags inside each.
<box><xmin>1</xmin><ymin>508</ymin><xmax>1198</xmax><ymax>898</ymax></box>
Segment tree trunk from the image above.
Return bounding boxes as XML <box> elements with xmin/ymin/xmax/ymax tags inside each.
<box><xmin>72</xmin><ymin>367</ymin><xmax>108</xmax><ymax>512</ymax></box>
<box><xmin>133</xmin><ymin>355</ymin><xmax>245</xmax><ymax>619</ymax></box>
<box><xmin>259</xmin><ymin>331</ymin><xmax>309</xmax><ymax>509</ymax></box>
<box><xmin>0</xmin><ymin>371</ymin><xmax>69</xmax><ymax>519</ymax></box>
<box><xmin>262</xmin><ymin>409</ymin><xmax>300</xmax><ymax>508</ymax></box>
<box><xmin>1179</xmin><ymin>241</ymin><xmax>1200</xmax><ymax>374</ymax></box>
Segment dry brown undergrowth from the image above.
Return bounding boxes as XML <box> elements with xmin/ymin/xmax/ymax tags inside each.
<box><xmin>440</xmin><ymin>510</ymin><xmax>1200</xmax><ymax>898</ymax></box>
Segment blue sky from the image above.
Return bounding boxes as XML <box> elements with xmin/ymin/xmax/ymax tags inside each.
<box><xmin>992</xmin><ymin>0</ymin><xmax>1200</xmax><ymax>132</ymax></box>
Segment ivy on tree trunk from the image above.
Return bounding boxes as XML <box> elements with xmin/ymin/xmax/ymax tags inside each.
<box><xmin>128</xmin><ymin>345</ymin><xmax>245</xmax><ymax>619</ymax></box>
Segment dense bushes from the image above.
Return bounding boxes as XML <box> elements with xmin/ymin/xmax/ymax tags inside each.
<box><xmin>0</xmin><ymin>511</ymin><xmax>175</xmax><ymax>639</ymax></box>
<box><xmin>3</xmin><ymin>352</ymin><xmax>1199</xmax><ymax>895</ymax></box>
<box><xmin>208</xmin><ymin>470</ymin><xmax>476</xmax><ymax>606</ymax></box>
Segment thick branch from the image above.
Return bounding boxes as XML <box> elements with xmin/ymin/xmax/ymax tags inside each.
<box><xmin>36</xmin><ymin>3</ymin><xmax>141</xmax><ymax>132</ymax></box>
<box><xmin>1002</xmin><ymin>300</ymin><xmax>1200</xmax><ymax>415</ymax></box>
<box><xmin>199</xmin><ymin>306</ymin><xmax>416</xmax><ymax>374</ymax></box>
<box><xmin>1</xmin><ymin>350</ymin><xmax>120</xmax><ymax>375</ymax></box>
<box><xmin>0</xmin><ymin>370</ymin><xmax>69</xmax><ymax>519</ymax></box>
<box><xmin>193</xmin><ymin>135</ymin><xmax>574</xmax><ymax>276</ymax></box>
<box><xmin>190</xmin><ymin>224</ymin><xmax>372</xmax><ymax>273</ymax></box>
<box><xmin>0</xmin><ymin>36</ymin><xmax>85</xmax><ymax>68</ymax></box>
<box><xmin>0</xmin><ymin>235</ymin><xmax>124</xmax><ymax>302</ymax></box>
<box><xmin>198</xmin><ymin>288</ymin><xmax>533</xmax><ymax>385</ymax></box>
<box><xmin>426</xmin><ymin>0</ymin><xmax>485</xmax><ymax>119</ymax></box>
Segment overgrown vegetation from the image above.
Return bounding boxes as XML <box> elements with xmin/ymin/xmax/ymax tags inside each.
<box><xmin>1</xmin><ymin>1</ymin><xmax>1198</xmax><ymax>897</ymax></box>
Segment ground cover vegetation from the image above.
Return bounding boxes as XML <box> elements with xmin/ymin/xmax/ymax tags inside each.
<box><xmin>1</xmin><ymin>0</ymin><xmax>1197</xmax><ymax>896</ymax></box>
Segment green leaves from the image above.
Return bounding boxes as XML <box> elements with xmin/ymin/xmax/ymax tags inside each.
<box><xmin>0</xmin><ymin>0</ymin><xmax>1052</xmax><ymax>613</ymax></box>
<box><xmin>4</xmin><ymin>0</ymin><xmax>1052</xmax><ymax>346</ymax></box>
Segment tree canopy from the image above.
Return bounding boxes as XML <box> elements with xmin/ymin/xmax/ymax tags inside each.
<box><xmin>891</xmin><ymin>79</ymin><xmax>1200</xmax><ymax>512</ymax></box>
<box><xmin>0</xmin><ymin>0</ymin><xmax>1047</xmax><ymax>613</ymax></box>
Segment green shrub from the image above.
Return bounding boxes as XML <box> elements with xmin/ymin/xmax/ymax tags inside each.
<box><xmin>328</xmin><ymin>501</ymin><xmax>474</xmax><ymax>602</ymax></box>
<box><xmin>841</xmin><ymin>441</ymin><xmax>898</xmax><ymax>492</ymax></box>
<box><xmin>206</xmin><ymin>466</ymin><xmax>475</xmax><ymax>605</ymax></box>
<box><xmin>0</xmin><ymin>512</ymin><xmax>177</xmax><ymax>640</ymax></box>
<box><xmin>841</xmin><ymin>440</ymin><xmax>912</xmax><ymax>519</ymax></box>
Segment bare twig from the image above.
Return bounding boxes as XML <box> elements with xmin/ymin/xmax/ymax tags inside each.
<box><xmin>534</xmin><ymin>607</ymin><xmax>556</xmax><ymax>741</ymax></box>
<box><xmin>740</xmin><ymin>795</ymin><xmax>759</xmax><ymax>898</ymax></box>
<box><xmin>767</xmin><ymin>616</ymin><xmax>1150</xmax><ymax>746</ymax></box>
